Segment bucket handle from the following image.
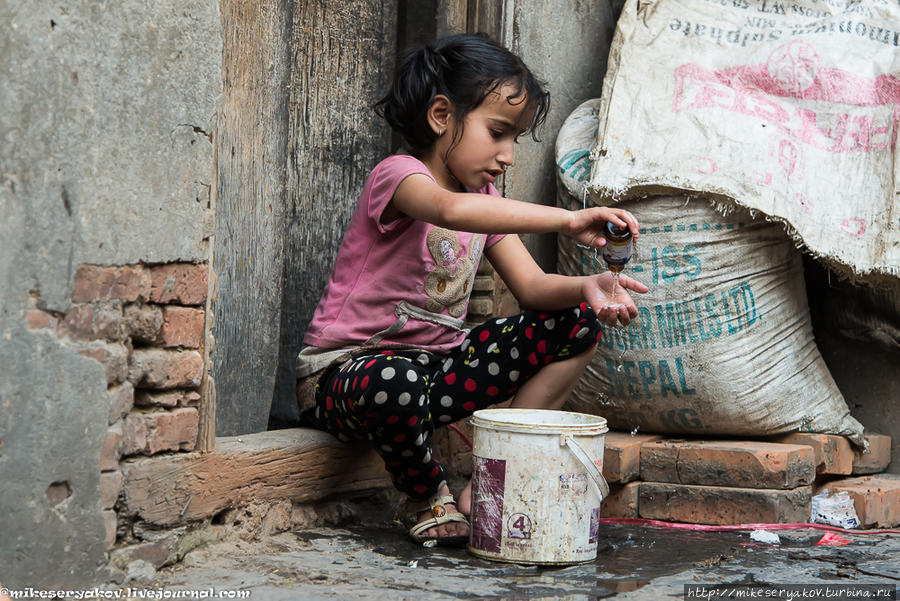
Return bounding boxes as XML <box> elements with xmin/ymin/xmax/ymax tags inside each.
<box><xmin>561</xmin><ymin>435</ymin><xmax>610</xmax><ymax>501</ymax></box>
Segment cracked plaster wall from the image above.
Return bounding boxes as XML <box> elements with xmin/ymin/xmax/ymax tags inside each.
<box><xmin>0</xmin><ymin>1</ymin><xmax>220</xmax><ymax>586</ymax></box>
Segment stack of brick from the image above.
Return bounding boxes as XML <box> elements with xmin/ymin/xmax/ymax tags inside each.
<box><xmin>26</xmin><ymin>262</ymin><xmax>209</xmax><ymax>549</ymax></box>
<box><xmin>600</xmin><ymin>430</ymin><xmax>897</xmax><ymax>528</ymax></box>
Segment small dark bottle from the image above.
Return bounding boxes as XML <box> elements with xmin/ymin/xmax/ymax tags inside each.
<box><xmin>601</xmin><ymin>222</ymin><xmax>633</xmax><ymax>273</ymax></box>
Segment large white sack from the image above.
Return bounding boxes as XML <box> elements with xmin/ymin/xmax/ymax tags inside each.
<box><xmin>589</xmin><ymin>0</ymin><xmax>900</xmax><ymax>282</ymax></box>
<box><xmin>557</xmin><ymin>99</ymin><xmax>865</xmax><ymax>445</ymax></box>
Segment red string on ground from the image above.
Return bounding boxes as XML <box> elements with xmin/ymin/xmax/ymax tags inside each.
<box><xmin>448</xmin><ymin>423</ymin><xmax>473</xmax><ymax>450</ymax></box>
<box><xmin>598</xmin><ymin>517</ymin><xmax>900</xmax><ymax>535</ymax></box>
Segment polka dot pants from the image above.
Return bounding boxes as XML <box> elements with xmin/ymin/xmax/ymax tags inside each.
<box><xmin>302</xmin><ymin>303</ymin><xmax>602</xmax><ymax>499</ymax></box>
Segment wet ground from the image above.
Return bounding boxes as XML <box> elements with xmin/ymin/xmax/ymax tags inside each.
<box><xmin>146</xmin><ymin>513</ymin><xmax>899</xmax><ymax>600</ymax></box>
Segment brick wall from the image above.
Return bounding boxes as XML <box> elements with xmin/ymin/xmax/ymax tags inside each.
<box><xmin>26</xmin><ymin>262</ymin><xmax>209</xmax><ymax>550</ymax></box>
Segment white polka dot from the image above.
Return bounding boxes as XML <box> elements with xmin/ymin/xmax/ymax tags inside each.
<box><xmin>381</xmin><ymin>367</ymin><xmax>395</xmax><ymax>380</ymax></box>
<box><xmin>374</xmin><ymin>391</ymin><xmax>388</xmax><ymax>404</ymax></box>
<box><xmin>518</xmin><ymin>316</ymin><xmax>524</xmax><ymax>323</ymax></box>
<box><xmin>398</xmin><ymin>392</ymin><xmax>411</xmax><ymax>405</ymax></box>
<box><xmin>314</xmin><ymin>407</ymin><xmax>320</xmax><ymax>419</ymax></box>
<box><xmin>415</xmin><ymin>433</ymin><xmax>425</xmax><ymax>446</ymax></box>
<box><xmin>406</xmin><ymin>370</ymin><xmax>418</xmax><ymax>382</ymax></box>
<box><xmin>545</xmin><ymin>318</ymin><xmax>556</xmax><ymax>329</ymax></box>
<box><xmin>440</xmin><ymin>395</ymin><xmax>453</xmax><ymax>407</ymax></box>
<box><xmin>422</xmin><ymin>451</ymin><xmax>432</xmax><ymax>463</ymax></box>
<box><xmin>417</xmin><ymin>353</ymin><xmax>430</xmax><ymax>364</ymax></box>
<box><xmin>356</xmin><ymin>397</ymin><xmax>366</xmax><ymax>407</ymax></box>
<box><xmin>343</xmin><ymin>380</ymin><xmax>349</xmax><ymax>393</ymax></box>
<box><xmin>510</xmin><ymin>348</ymin><xmax>520</xmax><ymax>360</ymax></box>
<box><xmin>381</xmin><ymin>444</ymin><xmax>393</xmax><ymax>452</ymax></box>
<box><xmin>488</xmin><ymin>362</ymin><xmax>500</xmax><ymax>375</ymax></box>
<box><xmin>487</xmin><ymin>342</ymin><xmax>498</xmax><ymax>353</ymax></box>
<box><xmin>496</xmin><ymin>318</ymin><xmax>507</xmax><ymax>324</ymax></box>
<box><xmin>401</xmin><ymin>450</ymin><xmax>414</xmax><ymax>457</ymax></box>
<box><xmin>419</xmin><ymin>395</ymin><xmax>426</xmax><ymax>406</ymax></box>
<box><xmin>438</xmin><ymin>415</ymin><xmax>453</xmax><ymax>423</ymax></box>
<box><xmin>443</xmin><ymin>358</ymin><xmax>453</xmax><ymax>372</ymax></box>
<box><xmin>509</xmin><ymin>370</ymin><xmax>520</xmax><ymax>382</ymax></box>
<box><xmin>461</xmin><ymin>339</ymin><xmax>471</xmax><ymax>352</ymax></box>
<box><xmin>468</xmin><ymin>358</ymin><xmax>479</xmax><ymax>368</ymax></box>
<box><xmin>576</xmin><ymin>327</ymin><xmax>589</xmax><ymax>338</ymax></box>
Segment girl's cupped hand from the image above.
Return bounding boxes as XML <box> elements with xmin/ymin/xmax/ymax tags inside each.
<box><xmin>581</xmin><ymin>272</ymin><xmax>649</xmax><ymax>326</ymax></box>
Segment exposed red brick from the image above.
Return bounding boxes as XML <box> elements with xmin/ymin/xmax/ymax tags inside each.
<box><xmin>828</xmin><ymin>474</ymin><xmax>900</xmax><ymax>528</ymax></box>
<box><xmin>640</xmin><ymin>440</ymin><xmax>815</xmax><ymax>489</ymax></box>
<box><xmin>602</xmin><ymin>431</ymin><xmax>664</xmax><ymax>483</ymax></box>
<box><xmin>75</xmin><ymin>342</ymin><xmax>129</xmax><ymax>385</ymax></box>
<box><xmin>639</xmin><ymin>482</ymin><xmax>812</xmax><ymax>525</ymax></box>
<box><xmin>135</xmin><ymin>389</ymin><xmax>181</xmax><ymax>408</ymax></box>
<box><xmin>103</xmin><ymin>510</ymin><xmax>118</xmax><ymax>549</ymax></box>
<box><xmin>852</xmin><ymin>434</ymin><xmax>892</xmax><ymax>475</ymax></box>
<box><xmin>62</xmin><ymin>303</ymin><xmax>94</xmax><ymax>339</ymax></box>
<box><xmin>121</xmin><ymin>408</ymin><xmax>200</xmax><ymax>456</ymax></box>
<box><xmin>161</xmin><ymin>306</ymin><xmax>204</xmax><ymax>348</ymax></box>
<box><xmin>26</xmin><ymin>310</ymin><xmax>58</xmax><ymax>330</ymax></box>
<box><xmin>150</xmin><ymin>263</ymin><xmax>209</xmax><ymax>305</ymax></box>
<box><xmin>100</xmin><ymin>470</ymin><xmax>124</xmax><ymax>509</ymax></box>
<box><xmin>600</xmin><ymin>482</ymin><xmax>640</xmax><ymax>518</ymax></box>
<box><xmin>107</xmin><ymin>382</ymin><xmax>134</xmax><ymax>425</ymax></box>
<box><xmin>775</xmin><ymin>433</ymin><xmax>853</xmax><ymax>475</ymax></box>
<box><xmin>128</xmin><ymin>349</ymin><xmax>203</xmax><ymax>389</ymax></box>
<box><xmin>100</xmin><ymin>424</ymin><xmax>122</xmax><ymax>471</ymax></box>
<box><xmin>72</xmin><ymin>264</ymin><xmax>150</xmax><ymax>303</ymax></box>
<box><xmin>122</xmin><ymin>303</ymin><xmax>163</xmax><ymax>343</ymax></box>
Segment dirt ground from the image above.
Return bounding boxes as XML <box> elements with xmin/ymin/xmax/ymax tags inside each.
<box><xmin>129</xmin><ymin>503</ymin><xmax>899</xmax><ymax>601</ymax></box>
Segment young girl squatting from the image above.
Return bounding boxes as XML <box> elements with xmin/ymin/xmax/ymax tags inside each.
<box><xmin>296</xmin><ymin>33</ymin><xmax>648</xmax><ymax>545</ymax></box>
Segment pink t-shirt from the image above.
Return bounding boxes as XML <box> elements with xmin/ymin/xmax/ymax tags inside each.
<box><xmin>301</xmin><ymin>155</ymin><xmax>505</xmax><ymax>361</ymax></box>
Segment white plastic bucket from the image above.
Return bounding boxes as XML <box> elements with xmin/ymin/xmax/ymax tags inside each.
<box><xmin>467</xmin><ymin>408</ymin><xmax>609</xmax><ymax>565</ymax></box>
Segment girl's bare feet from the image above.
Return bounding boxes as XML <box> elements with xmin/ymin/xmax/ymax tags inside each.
<box><xmin>457</xmin><ymin>479</ymin><xmax>473</xmax><ymax>516</ymax></box>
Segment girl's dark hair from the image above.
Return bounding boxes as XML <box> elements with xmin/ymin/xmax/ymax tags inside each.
<box><xmin>374</xmin><ymin>33</ymin><xmax>550</xmax><ymax>155</ymax></box>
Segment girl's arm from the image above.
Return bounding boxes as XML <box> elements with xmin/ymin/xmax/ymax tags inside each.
<box><xmin>390</xmin><ymin>173</ymin><xmax>639</xmax><ymax>249</ymax></box>
<box><xmin>485</xmin><ymin>235</ymin><xmax>649</xmax><ymax>326</ymax></box>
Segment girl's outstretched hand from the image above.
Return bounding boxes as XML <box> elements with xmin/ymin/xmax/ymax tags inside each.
<box><xmin>581</xmin><ymin>272</ymin><xmax>649</xmax><ymax>326</ymax></box>
<box><xmin>566</xmin><ymin>207</ymin><xmax>640</xmax><ymax>248</ymax></box>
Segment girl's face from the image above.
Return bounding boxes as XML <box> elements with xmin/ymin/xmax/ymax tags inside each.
<box><xmin>439</xmin><ymin>83</ymin><xmax>533</xmax><ymax>191</ymax></box>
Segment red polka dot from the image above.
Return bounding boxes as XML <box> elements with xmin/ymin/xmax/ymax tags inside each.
<box><xmin>429</xmin><ymin>466</ymin><xmax>440</xmax><ymax>478</ymax></box>
<box><xmin>538</xmin><ymin>312</ymin><xmax>549</xmax><ymax>319</ymax></box>
<box><xmin>595</xmin><ymin>331</ymin><xmax>603</xmax><ymax>342</ymax></box>
<box><xmin>382</xmin><ymin>350</ymin><xmax>394</xmax><ymax>355</ymax></box>
<box><xmin>544</xmin><ymin>355</ymin><xmax>553</xmax><ymax>365</ymax></box>
<box><xmin>525</xmin><ymin>327</ymin><xmax>534</xmax><ymax>340</ymax></box>
<box><xmin>394</xmin><ymin>433</ymin><xmax>406</xmax><ymax>443</ymax></box>
<box><xmin>464</xmin><ymin>379</ymin><xmax>477</xmax><ymax>392</ymax></box>
<box><xmin>361</xmin><ymin>375</ymin><xmax>370</xmax><ymax>390</ymax></box>
<box><xmin>386</xmin><ymin>415</ymin><xmax>399</xmax><ymax>424</ymax></box>
<box><xmin>445</xmin><ymin>372</ymin><xmax>457</xmax><ymax>385</ymax></box>
<box><xmin>580</xmin><ymin>302</ymin><xmax>588</xmax><ymax>312</ymax></box>
<box><xmin>413</xmin><ymin>484</ymin><xmax>428</xmax><ymax>494</ymax></box>
<box><xmin>537</xmin><ymin>340</ymin><xmax>547</xmax><ymax>354</ymax></box>
<box><xmin>487</xmin><ymin>386</ymin><xmax>499</xmax><ymax>397</ymax></box>
<box><xmin>528</xmin><ymin>353</ymin><xmax>538</xmax><ymax>366</ymax></box>
<box><xmin>569</xmin><ymin>325</ymin><xmax>581</xmax><ymax>339</ymax></box>
<box><xmin>365</xmin><ymin>359</ymin><xmax>377</xmax><ymax>369</ymax></box>
<box><xmin>408</xmin><ymin>468</ymin><xmax>420</xmax><ymax>477</ymax></box>
<box><xmin>336</xmin><ymin>419</ymin><xmax>345</xmax><ymax>430</ymax></box>
<box><xmin>352</xmin><ymin>376</ymin><xmax>358</xmax><ymax>390</ymax></box>
<box><xmin>479</xmin><ymin>330</ymin><xmax>491</xmax><ymax>342</ymax></box>
<box><xmin>463</xmin><ymin>401</ymin><xmax>476</xmax><ymax>411</ymax></box>
<box><xmin>325</xmin><ymin>396</ymin><xmax>334</xmax><ymax>410</ymax></box>
<box><xmin>408</xmin><ymin>415</ymin><xmax>419</xmax><ymax>427</ymax></box>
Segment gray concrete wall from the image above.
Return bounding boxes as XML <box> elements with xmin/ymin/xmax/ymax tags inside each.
<box><xmin>501</xmin><ymin>0</ymin><xmax>620</xmax><ymax>270</ymax></box>
<box><xmin>0</xmin><ymin>1</ymin><xmax>220</xmax><ymax>586</ymax></box>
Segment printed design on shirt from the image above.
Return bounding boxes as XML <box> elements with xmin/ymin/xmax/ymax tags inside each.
<box><xmin>424</xmin><ymin>228</ymin><xmax>483</xmax><ymax>318</ymax></box>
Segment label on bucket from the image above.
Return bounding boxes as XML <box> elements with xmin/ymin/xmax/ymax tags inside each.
<box><xmin>589</xmin><ymin>507</ymin><xmax>601</xmax><ymax>544</ymax></box>
<box><xmin>559</xmin><ymin>473</ymin><xmax>588</xmax><ymax>496</ymax></box>
<box><xmin>470</xmin><ymin>456</ymin><xmax>507</xmax><ymax>553</ymax></box>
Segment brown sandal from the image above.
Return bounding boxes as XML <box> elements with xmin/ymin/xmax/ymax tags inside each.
<box><xmin>396</xmin><ymin>492</ymin><xmax>470</xmax><ymax>546</ymax></box>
